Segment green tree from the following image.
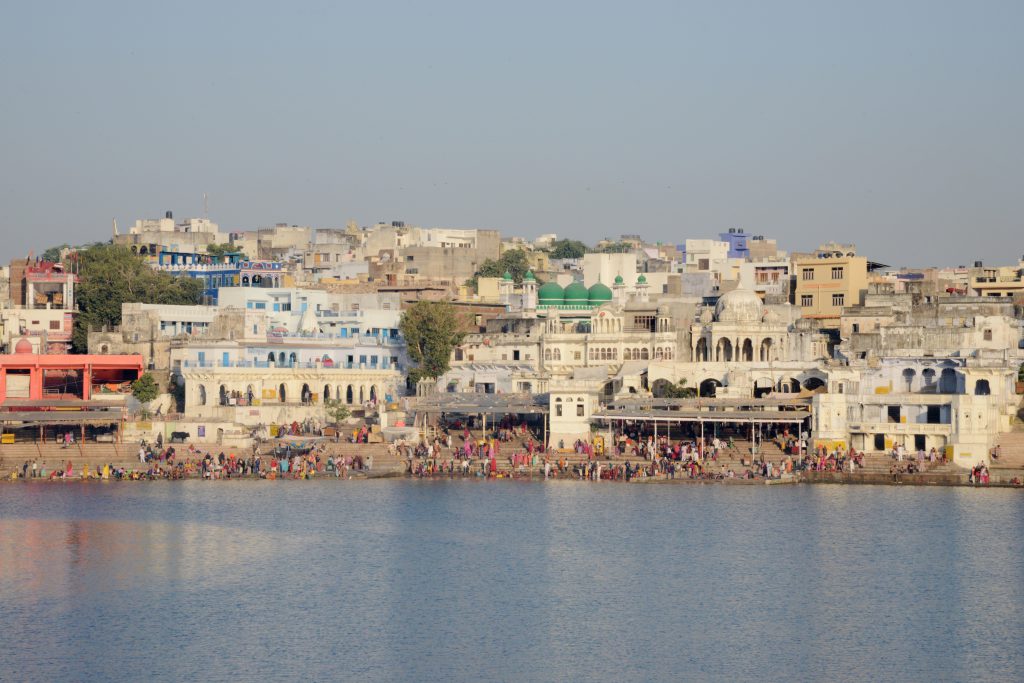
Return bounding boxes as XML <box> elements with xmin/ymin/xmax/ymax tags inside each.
<box><xmin>41</xmin><ymin>244</ymin><xmax>71</xmax><ymax>263</ymax></box>
<box><xmin>653</xmin><ymin>378</ymin><xmax>697</xmax><ymax>399</ymax></box>
<box><xmin>324</xmin><ymin>398</ymin><xmax>351</xmax><ymax>427</ymax></box>
<box><xmin>206</xmin><ymin>243</ymin><xmax>248</xmax><ymax>261</ymax></box>
<box><xmin>72</xmin><ymin>244</ymin><xmax>204</xmax><ymax>352</ymax></box>
<box><xmin>131</xmin><ymin>373</ymin><xmax>159</xmax><ymax>414</ymax></box>
<box><xmin>549</xmin><ymin>239</ymin><xmax>588</xmax><ymax>260</ymax></box>
<box><xmin>468</xmin><ymin>249</ymin><xmax>533</xmax><ymax>289</ymax></box>
<box><xmin>399</xmin><ymin>301</ymin><xmax>466</xmax><ymax>384</ymax></box>
<box><xmin>596</xmin><ymin>241</ymin><xmax>633</xmax><ymax>254</ymax></box>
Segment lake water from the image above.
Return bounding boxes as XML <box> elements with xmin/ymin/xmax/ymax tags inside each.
<box><xmin>0</xmin><ymin>480</ymin><xmax>1021</xmax><ymax>683</ymax></box>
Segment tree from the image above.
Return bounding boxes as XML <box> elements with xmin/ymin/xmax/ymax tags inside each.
<box><xmin>653</xmin><ymin>378</ymin><xmax>697</xmax><ymax>399</ymax></box>
<box><xmin>324</xmin><ymin>398</ymin><xmax>351</xmax><ymax>427</ymax></box>
<box><xmin>468</xmin><ymin>249</ymin><xmax>533</xmax><ymax>289</ymax></box>
<box><xmin>132</xmin><ymin>373</ymin><xmax>159</xmax><ymax>417</ymax></box>
<box><xmin>72</xmin><ymin>244</ymin><xmax>205</xmax><ymax>352</ymax></box>
<box><xmin>399</xmin><ymin>301</ymin><xmax>466</xmax><ymax>384</ymax></box>
<box><xmin>595</xmin><ymin>241</ymin><xmax>633</xmax><ymax>254</ymax></box>
<box><xmin>549</xmin><ymin>239</ymin><xmax>588</xmax><ymax>260</ymax></box>
<box><xmin>206</xmin><ymin>243</ymin><xmax>248</xmax><ymax>261</ymax></box>
<box><xmin>41</xmin><ymin>244</ymin><xmax>71</xmax><ymax>263</ymax></box>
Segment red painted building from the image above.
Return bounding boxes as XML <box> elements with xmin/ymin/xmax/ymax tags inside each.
<box><xmin>0</xmin><ymin>339</ymin><xmax>144</xmax><ymax>403</ymax></box>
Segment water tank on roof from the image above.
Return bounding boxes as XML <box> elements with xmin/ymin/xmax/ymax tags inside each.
<box><xmin>166</xmin><ymin>210</ymin><xmax>173</xmax><ymax>219</ymax></box>
<box><xmin>974</xmin><ymin>261</ymin><xmax>983</xmax><ymax>267</ymax></box>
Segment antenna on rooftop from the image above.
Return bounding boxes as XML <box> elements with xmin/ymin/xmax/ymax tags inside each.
<box><xmin>112</xmin><ymin>218</ymin><xmax>118</xmax><ymax>237</ymax></box>
<box><xmin>203</xmin><ymin>193</ymin><xmax>209</xmax><ymax>218</ymax></box>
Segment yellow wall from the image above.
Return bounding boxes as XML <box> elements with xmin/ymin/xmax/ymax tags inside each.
<box><xmin>477</xmin><ymin>277</ymin><xmax>500</xmax><ymax>300</ymax></box>
<box><xmin>794</xmin><ymin>254</ymin><xmax>868</xmax><ymax>323</ymax></box>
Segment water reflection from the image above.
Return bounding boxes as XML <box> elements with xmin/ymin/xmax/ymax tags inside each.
<box><xmin>0</xmin><ymin>481</ymin><xmax>1020</xmax><ymax>683</ymax></box>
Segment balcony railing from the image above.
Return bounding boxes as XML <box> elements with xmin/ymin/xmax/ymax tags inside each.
<box><xmin>181</xmin><ymin>359</ymin><xmax>402</xmax><ymax>371</ymax></box>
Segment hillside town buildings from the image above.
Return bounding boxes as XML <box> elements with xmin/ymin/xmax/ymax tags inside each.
<box><xmin>1</xmin><ymin>211</ymin><xmax>1023</xmax><ymax>468</ymax></box>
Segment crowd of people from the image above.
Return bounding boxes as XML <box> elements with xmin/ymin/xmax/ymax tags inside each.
<box><xmin>3</xmin><ymin>414</ymin><xmax>1020</xmax><ymax>487</ymax></box>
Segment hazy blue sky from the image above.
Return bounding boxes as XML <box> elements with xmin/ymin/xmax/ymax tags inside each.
<box><xmin>1</xmin><ymin>1</ymin><xmax>1021</xmax><ymax>267</ymax></box>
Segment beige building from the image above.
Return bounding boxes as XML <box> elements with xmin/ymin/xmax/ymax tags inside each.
<box><xmin>793</xmin><ymin>245</ymin><xmax>868</xmax><ymax>324</ymax></box>
<box><xmin>968</xmin><ymin>261</ymin><xmax>1024</xmax><ymax>299</ymax></box>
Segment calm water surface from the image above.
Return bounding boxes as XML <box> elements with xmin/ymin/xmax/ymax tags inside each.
<box><xmin>0</xmin><ymin>480</ymin><xmax>1021</xmax><ymax>683</ymax></box>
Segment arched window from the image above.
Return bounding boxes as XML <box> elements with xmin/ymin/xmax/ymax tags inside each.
<box><xmin>554</xmin><ymin>348</ymin><xmax>560</xmax><ymax>361</ymax></box>
<box><xmin>268</xmin><ymin>352</ymin><xmax>276</xmax><ymax>365</ymax></box>
<box><xmin>324</xmin><ymin>385</ymin><xmax>331</xmax><ymax>403</ymax></box>
<box><xmin>623</xmin><ymin>348</ymin><xmax>632</xmax><ymax>361</ymax></box>
<box><xmin>346</xmin><ymin>385</ymin><xmax>354</xmax><ymax>404</ymax></box>
<box><xmin>641</xmin><ymin>348</ymin><xmax>649</xmax><ymax>360</ymax></box>
<box><xmin>974</xmin><ymin>379</ymin><xmax>991</xmax><ymax>395</ymax></box>
<box><xmin>940</xmin><ymin>368</ymin><xmax>958</xmax><ymax>394</ymax></box>
<box><xmin>278</xmin><ymin>383</ymin><xmax>286</xmax><ymax>403</ymax></box>
<box><xmin>610</xmin><ymin>348</ymin><xmax>617</xmax><ymax>360</ymax></box>
<box><xmin>655</xmin><ymin>347</ymin><xmax>664</xmax><ymax>360</ymax></box>
<box><xmin>288</xmin><ymin>352</ymin><xmax>297</xmax><ymax>367</ymax></box>
<box><xmin>198</xmin><ymin>385</ymin><xmax>207</xmax><ymax>406</ymax></box>
<box><xmin>696</xmin><ymin>338</ymin><xmax>708</xmax><ymax>362</ymax></box>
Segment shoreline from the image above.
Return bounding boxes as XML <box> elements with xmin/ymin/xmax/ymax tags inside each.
<box><xmin>3</xmin><ymin>471</ymin><xmax>1021</xmax><ymax>488</ymax></box>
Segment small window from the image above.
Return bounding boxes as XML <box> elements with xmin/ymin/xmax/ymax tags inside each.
<box><xmin>49</xmin><ymin>320</ymin><xmax>61</xmax><ymax>330</ymax></box>
<box><xmin>801</xmin><ymin>295</ymin><xmax>813</xmax><ymax>307</ymax></box>
<box><xmin>802</xmin><ymin>268</ymin><xmax>814</xmax><ymax>281</ymax></box>
<box><xmin>831</xmin><ymin>266</ymin><xmax>844</xmax><ymax>280</ymax></box>
<box><xmin>576</xmin><ymin>404</ymin><xmax>585</xmax><ymax>417</ymax></box>
<box><xmin>983</xmin><ymin>329</ymin><xmax>992</xmax><ymax>341</ymax></box>
<box><xmin>832</xmin><ymin>293</ymin><xmax>845</xmax><ymax>307</ymax></box>
<box><xmin>852</xmin><ymin>323</ymin><xmax>860</xmax><ymax>333</ymax></box>
<box><xmin>556</xmin><ymin>404</ymin><xmax>563</xmax><ymax>417</ymax></box>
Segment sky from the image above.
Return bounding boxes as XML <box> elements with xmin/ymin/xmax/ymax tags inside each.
<box><xmin>1</xmin><ymin>0</ymin><xmax>1021</xmax><ymax>268</ymax></box>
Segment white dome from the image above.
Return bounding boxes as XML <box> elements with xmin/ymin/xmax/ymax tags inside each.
<box><xmin>714</xmin><ymin>287</ymin><xmax>764</xmax><ymax>323</ymax></box>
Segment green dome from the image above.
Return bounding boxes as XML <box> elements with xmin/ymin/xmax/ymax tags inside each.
<box><xmin>637</xmin><ymin>274</ymin><xmax>647</xmax><ymax>284</ymax></box>
<box><xmin>588</xmin><ymin>282</ymin><xmax>613</xmax><ymax>302</ymax></box>
<box><xmin>524</xmin><ymin>270</ymin><xmax>536</xmax><ymax>281</ymax></box>
<box><xmin>613</xmin><ymin>274</ymin><xmax>624</xmax><ymax>285</ymax></box>
<box><xmin>564</xmin><ymin>281</ymin><xmax>589</xmax><ymax>302</ymax></box>
<box><xmin>502</xmin><ymin>270</ymin><xmax>513</xmax><ymax>281</ymax></box>
<box><xmin>538</xmin><ymin>282</ymin><xmax>564</xmax><ymax>303</ymax></box>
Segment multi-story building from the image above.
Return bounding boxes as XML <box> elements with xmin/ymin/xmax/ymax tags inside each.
<box><xmin>718</xmin><ymin>228</ymin><xmax>750</xmax><ymax>260</ymax></box>
<box><xmin>967</xmin><ymin>260</ymin><xmax>1024</xmax><ymax>298</ymax></box>
<box><xmin>140</xmin><ymin>247</ymin><xmax>286</xmax><ymax>304</ymax></box>
<box><xmin>0</xmin><ymin>260</ymin><xmax>78</xmax><ymax>353</ymax></box>
<box><xmin>792</xmin><ymin>244</ymin><xmax>869</xmax><ymax>324</ymax></box>
<box><xmin>681</xmin><ymin>239</ymin><xmax>739</xmax><ymax>286</ymax></box>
